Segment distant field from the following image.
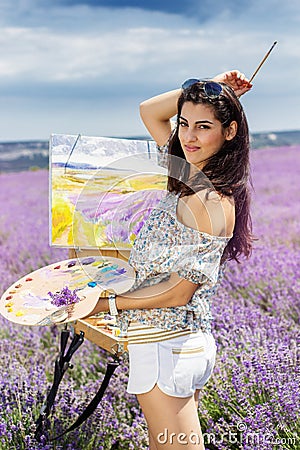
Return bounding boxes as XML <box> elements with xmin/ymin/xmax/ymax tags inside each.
<box><xmin>1</xmin><ymin>130</ymin><xmax>300</xmax><ymax>172</ymax></box>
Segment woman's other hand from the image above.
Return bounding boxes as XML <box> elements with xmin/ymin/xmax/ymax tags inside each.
<box><xmin>213</xmin><ymin>70</ymin><xmax>252</xmax><ymax>97</ymax></box>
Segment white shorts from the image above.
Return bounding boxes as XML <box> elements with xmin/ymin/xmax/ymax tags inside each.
<box><xmin>127</xmin><ymin>330</ymin><xmax>217</xmax><ymax>398</ymax></box>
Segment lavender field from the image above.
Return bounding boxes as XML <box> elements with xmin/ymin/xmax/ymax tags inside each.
<box><xmin>0</xmin><ymin>146</ymin><xmax>299</xmax><ymax>449</ymax></box>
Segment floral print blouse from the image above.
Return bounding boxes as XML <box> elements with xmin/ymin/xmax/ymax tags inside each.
<box><xmin>117</xmin><ymin>142</ymin><xmax>232</xmax><ymax>335</ymax></box>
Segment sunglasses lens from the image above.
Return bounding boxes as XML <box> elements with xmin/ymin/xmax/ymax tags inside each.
<box><xmin>181</xmin><ymin>78</ymin><xmax>200</xmax><ymax>89</ymax></box>
<box><xmin>204</xmin><ymin>81</ymin><xmax>222</xmax><ymax>98</ymax></box>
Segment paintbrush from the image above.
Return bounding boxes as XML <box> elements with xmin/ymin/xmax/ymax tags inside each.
<box><xmin>249</xmin><ymin>41</ymin><xmax>278</xmax><ymax>83</ymax></box>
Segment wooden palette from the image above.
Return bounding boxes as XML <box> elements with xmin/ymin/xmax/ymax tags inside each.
<box><xmin>0</xmin><ymin>256</ymin><xmax>135</xmax><ymax>326</ymax></box>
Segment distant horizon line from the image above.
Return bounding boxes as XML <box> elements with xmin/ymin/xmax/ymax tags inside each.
<box><xmin>1</xmin><ymin>128</ymin><xmax>300</xmax><ymax>144</ymax></box>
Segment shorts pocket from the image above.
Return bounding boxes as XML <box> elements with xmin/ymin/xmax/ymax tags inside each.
<box><xmin>157</xmin><ymin>334</ymin><xmax>217</xmax><ymax>397</ymax></box>
<box><xmin>171</xmin><ymin>346</ymin><xmax>207</xmax><ymax>396</ymax></box>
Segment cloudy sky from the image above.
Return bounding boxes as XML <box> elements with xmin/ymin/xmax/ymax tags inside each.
<box><xmin>0</xmin><ymin>0</ymin><xmax>299</xmax><ymax>141</ymax></box>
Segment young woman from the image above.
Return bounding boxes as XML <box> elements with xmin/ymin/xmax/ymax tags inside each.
<box><xmin>88</xmin><ymin>70</ymin><xmax>253</xmax><ymax>449</ymax></box>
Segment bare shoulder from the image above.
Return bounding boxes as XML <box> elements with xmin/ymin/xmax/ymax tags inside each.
<box><xmin>177</xmin><ymin>190</ymin><xmax>235</xmax><ymax>237</ymax></box>
<box><xmin>216</xmin><ymin>193</ymin><xmax>235</xmax><ymax>213</ymax></box>
<box><xmin>218</xmin><ymin>194</ymin><xmax>235</xmax><ymax>236</ymax></box>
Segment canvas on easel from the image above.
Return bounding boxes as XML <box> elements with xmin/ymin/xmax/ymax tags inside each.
<box><xmin>49</xmin><ymin>134</ymin><xmax>168</xmax><ymax>255</ymax></box>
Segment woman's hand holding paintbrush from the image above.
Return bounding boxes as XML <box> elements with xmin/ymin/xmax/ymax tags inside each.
<box><xmin>214</xmin><ymin>41</ymin><xmax>277</xmax><ymax>97</ymax></box>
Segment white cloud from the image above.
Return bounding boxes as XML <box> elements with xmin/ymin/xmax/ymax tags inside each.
<box><xmin>0</xmin><ymin>24</ymin><xmax>295</xmax><ymax>88</ymax></box>
<box><xmin>0</xmin><ymin>0</ymin><xmax>299</xmax><ymax>140</ymax></box>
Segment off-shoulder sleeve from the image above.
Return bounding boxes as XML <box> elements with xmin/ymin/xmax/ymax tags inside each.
<box><xmin>172</xmin><ymin>237</ymin><xmax>228</xmax><ymax>285</ymax></box>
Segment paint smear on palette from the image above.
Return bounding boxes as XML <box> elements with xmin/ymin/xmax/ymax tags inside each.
<box><xmin>38</xmin><ymin>267</ymin><xmax>73</xmax><ymax>280</ymax></box>
<box><xmin>84</xmin><ymin>265</ymin><xmax>129</xmax><ymax>289</ymax></box>
<box><xmin>22</xmin><ymin>314</ymin><xmax>48</xmax><ymax>324</ymax></box>
<box><xmin>68</xmin><ymin>277</ymin><xmax>93</xmax><ymax>291</ymax></box>
<box><xmin>22</xmin><ymin>292</ymin><xmax>55</xmax><ymax>310</ymax></box>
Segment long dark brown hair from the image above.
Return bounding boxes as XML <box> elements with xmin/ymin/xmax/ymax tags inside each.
<box><xmin>167</xmin><ymin>81</ymin><xmax>254</xmax><ymax>263</ymax></box>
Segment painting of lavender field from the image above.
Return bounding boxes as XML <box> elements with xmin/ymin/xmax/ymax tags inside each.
<box><xmin>0</xmin><ymin>145</ymin><xmax>299</xmax><ymax>449</ymax></box>
<box><xmin>50</xmin><ymin>134</ymin><xmax>167</xmax><ymax>249</ymax></box>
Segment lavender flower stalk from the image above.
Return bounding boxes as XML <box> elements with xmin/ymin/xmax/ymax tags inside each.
<box><xmin>48</xmin><ymin>286</ymin><xmax>80</xmax><ymax>308</ymax></box>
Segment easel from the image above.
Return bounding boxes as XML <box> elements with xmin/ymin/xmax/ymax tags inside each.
<box><xmin>35</xmin><ymin>247</ymin><xmax>132</xmax><ymax>440</ymax></box>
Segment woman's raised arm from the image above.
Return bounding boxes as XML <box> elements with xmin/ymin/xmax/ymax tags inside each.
<box><xmin>139</xmin><ymin>88</ymin><xmax>182</xmax><ymax>146</ymax></box>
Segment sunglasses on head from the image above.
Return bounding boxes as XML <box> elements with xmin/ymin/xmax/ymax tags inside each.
<box><xmin>181</xmin><ymin>78</ymin><xmax>223</xmax><ymax>99</ymax></box>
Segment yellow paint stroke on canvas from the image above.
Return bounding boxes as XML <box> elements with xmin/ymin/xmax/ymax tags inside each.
<box><xmin>51</xmin><ymin>165</ymin><xmax>167</xmax><ymax>248</ymax></box>
<box><xmin>52</xmin><ymin>196</ymin><xmax>75</xmax><ymax>244</ymax></box>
